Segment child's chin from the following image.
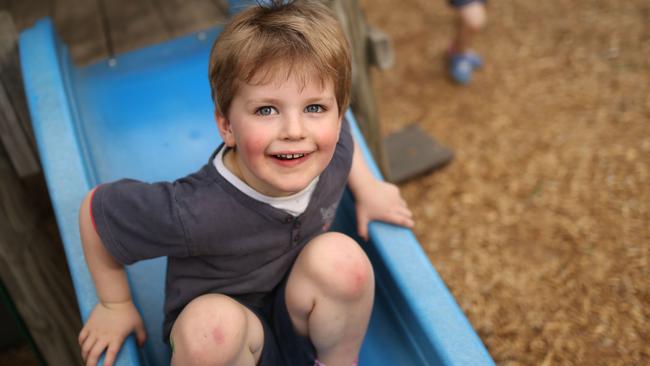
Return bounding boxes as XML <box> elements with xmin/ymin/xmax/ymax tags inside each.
<box><xmin>272</xmin><ymin>181</ymin><xmax>312</xmax><ymax>196</ymax></box>
<box><xmin>276</xmin><ymin>185</ymin><xmax>307</xmax><ymax>196</ymax></box>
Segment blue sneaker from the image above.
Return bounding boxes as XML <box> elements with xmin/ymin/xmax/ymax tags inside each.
<box><xmin>449</xmin><ymin>52</ymin><xmax>483</xmax><ymax>85</ymax></box>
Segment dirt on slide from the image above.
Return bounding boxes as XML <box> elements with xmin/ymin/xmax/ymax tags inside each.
<box><xmin>359</xmin><ymin>0</ymin><xmax>649</xmax><ymax>364</ymax></box>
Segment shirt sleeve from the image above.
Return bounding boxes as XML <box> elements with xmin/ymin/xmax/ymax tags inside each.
<box><xmin>91</xmin><ymin>179</ymin><xmax>191</xmax><ymax>265</ymax></box>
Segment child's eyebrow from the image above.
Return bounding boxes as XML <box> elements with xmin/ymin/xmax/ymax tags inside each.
<box><xmin>246</xmin><ymin>95</ymin><xmax>336</xmax><ymax>105</ymax></box>
<box><xmin>303</xmin><ymin>96</ymin><xmax>336</xmax><ymax>104</ymax></box>
<box><xmin>245</xmin><ymin>97</ymin><xmax>283</xmax><ymax>106</ymax></box>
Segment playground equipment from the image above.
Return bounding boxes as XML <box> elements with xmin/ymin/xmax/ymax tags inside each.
<box><xmin>18</xmin><ymin>6</ymin><xmax>495</xmax><ymax>366</ymax></box>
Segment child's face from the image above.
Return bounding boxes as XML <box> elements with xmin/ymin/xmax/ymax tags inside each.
<box><xmin>216</xmin><ymin>69</ymin><xmax>342</xmax><ymax>197</ymax></box>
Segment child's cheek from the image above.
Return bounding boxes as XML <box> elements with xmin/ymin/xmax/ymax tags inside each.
<box><xmin>321</xmin><ymin>128</ymin><xmax>340</xmax><ymax>153</ymax></box>
<box><xmin>241</xmin><ymin>135</ymin><xmax>268</xmax><ymax>160</ymax></box>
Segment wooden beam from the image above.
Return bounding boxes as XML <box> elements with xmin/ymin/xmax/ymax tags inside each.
<box><xmin>0</xmin><ymin>150</ymin><xmax>84</xmax><ymax>365</ymax></box>
<box><xmin>0</xmin><ymin>11</ymin><xmax>40</xmax><ymax>178</ymax></box>
<box><xmin>5</xmin><ymin>0</ymin><xmax>52</xmax><ymax>30</ymax></box>
<box><xmin>99</xmin><ymin>0</ymin><xmax>169</xmax><ymax>56</ymax></box>
<box><xmin>384</xmin><ymin>124</ymin><xmax>454</xmax><ymax>183</ymax></box>
<box><xmin>329</xmin><ymin>0</ymin><xmax>390</xmax><ymax>176</ymax></box>
<box><xmin>153</xmin><ymin>0</ymin><xmax>227</xmax><ymax>38</ymax></box>
<box><xmin>53</xmin><ymin>0</ymin><xmax>107</xmax><ymax>64</ymax></box>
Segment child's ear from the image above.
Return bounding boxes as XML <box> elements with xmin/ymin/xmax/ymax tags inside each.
<box><xmin>215</xmin><ymin>110</ymin><xmax>236</xmax><ymax>147</ymax></box>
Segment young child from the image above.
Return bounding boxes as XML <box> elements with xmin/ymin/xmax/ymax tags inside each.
<box><xmin>77</xmin><ymin>1</ymin><xmax>414</xmax><ymax>365</ymax></box>
<box><xmin>447</xmin><ymin>0</ymin><xmax>487</xmax><ymax>84</ymax></box>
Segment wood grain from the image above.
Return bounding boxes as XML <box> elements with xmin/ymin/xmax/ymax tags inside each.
<box><xmin>0</xmin><ymin>153</ymin><xmax>83</xmax><ymax>365</ymax></box>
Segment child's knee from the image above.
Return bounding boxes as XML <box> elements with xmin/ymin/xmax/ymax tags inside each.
<box><xmin>171</xmin><ymin>294</ymin><xmax>252</xmax><ymax>365</ymax></box>
<box><xmin>304</xmin><ymin>233</ymin><xmax>375</xmax><ymax>300</ymax></box>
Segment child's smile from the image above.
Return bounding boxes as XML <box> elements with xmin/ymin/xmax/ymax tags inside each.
<box><xmin>270</xmin><ymin>152</ymin><xmax>310</xmax><ymax>167</ymax></box>
<box><xmin>217</xmin><ymin>68</ymin><xmax>342</xmax><ymax>197</ymax></box>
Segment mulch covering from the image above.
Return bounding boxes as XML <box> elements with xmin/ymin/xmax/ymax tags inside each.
<box><xmin>360</xmin><ymin>0</ymin><xmax>649</xmax><ymax>364</ymax></box>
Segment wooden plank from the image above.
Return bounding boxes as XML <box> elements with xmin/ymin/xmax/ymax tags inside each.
<box><xmin>0</xmin><ymin>85</ymin><xmax>39</xmax><ymax>177</ymax></box>
<box><xmin>153</xmin><ymin>0</ymin><xmax>226</xmax><ymax>38</ymax></box>
<box><xmin>0</xmin><ymin>11</ymin><xmax>40</xmax><ymax>177</ymax></box>
<box><xmin>101</xmin><ymin>0</ymin><xmax>170</xmax><ymax>55</ymax></box>
<box><xmin>5</xmin><ymin>0</ymin><xmax>52</xmax><ymax>30</ymax></box>
<box><xmin>0</xmin><ymin>151</ymin><xmax>83</xmax><ymax>365</ymax></box>
<box><xmin>210</xmin><ymin>0</ymin><xmax>229</xmax><ymax>16</ymax></box>
<box><xmin>0</xmin><ymin>10</ymin><xmax>32</xmax><ymax>128</ymax></box>
<box><xmin>53</xmin><ymin>0</ymin><xmax>108</xmax><ymax>64</ymax></box>
<box><xmin>384</xmin><ymin>124</ymin><xmax>454</xmax><ymax>183</ymax></box>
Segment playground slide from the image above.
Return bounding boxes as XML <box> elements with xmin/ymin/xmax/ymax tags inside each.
<box><xmin>18</xmin><ymin>17</ymin><xmax>495</xmax><ymax>366</ymax></box>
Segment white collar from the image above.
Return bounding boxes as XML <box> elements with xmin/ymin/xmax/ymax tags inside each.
<box><xmin>213</xmin><ymin>147</ymin><xmax>319</xmax><ymax>216</ymax></box>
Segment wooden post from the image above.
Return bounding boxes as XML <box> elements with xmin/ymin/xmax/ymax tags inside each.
<box><xmin>0</xmin><ymin>11</ymin><xmax>84</xmax><ymax>366</ymax></box>
<box><xmin>328</xmin><ymin>0</ymin><xmax>390</xmax><ymax>176</ymax></box>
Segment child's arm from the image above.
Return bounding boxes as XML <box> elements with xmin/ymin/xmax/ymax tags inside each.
<box><xmin>78</xmin><ymin>189</ymin><xmax>147</xmax><ymax>366</ymax></box>
<box><xmin>348</xmin><ymin>139</ymin><xmax>415</xmax><ymax>240</ymax></box>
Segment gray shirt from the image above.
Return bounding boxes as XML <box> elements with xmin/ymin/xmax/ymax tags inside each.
<box><xmin>91</xmin><ymin>119</ymin><xmax>353</xmax><ymax>339</ymax></box>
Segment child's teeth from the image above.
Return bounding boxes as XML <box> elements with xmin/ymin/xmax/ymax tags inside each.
<box><xmin>276</xmin><ymin>153</ymin><xmax>304</xmax><ymax>160</ymax></box>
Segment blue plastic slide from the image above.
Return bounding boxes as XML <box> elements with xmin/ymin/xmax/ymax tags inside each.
<box><xmin>18</xmin><ymin>16</ymin><xmax>495</xmax><ymax>366</ymax></box>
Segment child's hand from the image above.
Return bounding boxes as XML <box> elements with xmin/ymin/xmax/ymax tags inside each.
<box><xmin>78</xmin><ymin>300</ymin><xmax>147</xmax><ymax>366</ymax></box>
<box><xmin>354</xmin><ymin>180</ymin><xmax>414</xmax><ymax>240</ymax></box>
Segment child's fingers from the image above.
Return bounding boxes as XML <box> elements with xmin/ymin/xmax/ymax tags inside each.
<box><xmin>78</xmin><ymin>327</ymin><xmax>89</xmax><ymax>345</ymax></box>
<box><xmin>86</xmin><ymin>339</ymin><xmax>108</xmax><ymax>366</ymax></box>
<box><xmin>81</xmin><ymin>334</ymin><xmax>97</xmax><ymax>361</ymax></box>
<box><xmin>399</xmin><ymin>206</ymin><xmax>413</xmax><ymax>218</ymax></box>
<box><xmin>399</xmin><ymin>206</ymin><xmax>415</xmax><ymax>226</ymax></box>
<box><xmin>356</xmin><ymin>211</ymin><xmax>369</xmax><ymax>241</ymax></box>
<box><xmin>376</xmin><ymin>206</ymin><xmax>412</xmax><ymax>222</ymax></box>
<box><xmin>398</xmin><ymin>197</ymin><xmax>408</xmax><ymax>207</ymax></box>
<box><xmin>401</xmin><ymin>216</ymin><xmax>415</xmax><ymax>228</ymax></box>
<box><xmin>135</xmin><ymin>324</ymin><xmax>147</xmax><ymax>346</ymax></box>
<box><xmin>387</xmin><ymin>209</ymin><xmax>414</xmax><ymax>228</ymax></box>
<box><xmin>102</xmin><ymin>341</ymin><xmax>121</xmax><ymax>366</ymax></box>
<box><xmin>357</xmin><ymin>223</ymin><xmax>368</xmax><ymax>241</ymax></box>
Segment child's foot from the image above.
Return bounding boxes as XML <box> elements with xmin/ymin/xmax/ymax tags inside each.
<box><xmin>448</xmin><ymin>51</ymin><xmax>483</xmax><ymax>85</ymax></box>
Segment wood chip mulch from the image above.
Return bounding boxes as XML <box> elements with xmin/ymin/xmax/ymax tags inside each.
<box><xmin>361</xmin><ymin>0</ymin><xmax>649</xmax><ymax>364</ymax></box>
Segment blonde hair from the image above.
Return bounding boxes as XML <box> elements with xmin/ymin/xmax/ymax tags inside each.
<box><xmin>208</xmin><ymin>0</ymin><xmax>351</xmax><ymax>117</ymax></box>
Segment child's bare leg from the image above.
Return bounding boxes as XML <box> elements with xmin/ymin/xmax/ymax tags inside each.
<box><xmin>286</xmin><ymin>232</ymin><xmax>375</xmax><ymax>365</ymax></box>
<box><xmin>170</xmin><ymin>294</ymin><xmax>264</xmax><ymax>366</ymax></box>
<box><xmin>452</xmin><ymin>2</ymin><xmax>487</xmax><ymax>53</ymax></box>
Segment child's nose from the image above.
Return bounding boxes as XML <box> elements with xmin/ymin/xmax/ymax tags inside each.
<box><xmin>280</xmin><ymin>113</ymin><xmax>306</xmax><ymax>140</ymax></box>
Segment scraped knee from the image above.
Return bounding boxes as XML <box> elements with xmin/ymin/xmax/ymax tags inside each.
<box><xmin>302</xmin><ymin>232</ymin><xmax>375</xmax><ymax>300</ymax></box>
<box><xmin>170</xmin><ymin>294</ymin><xmax>253</xmax><ymax>366</ymax></box>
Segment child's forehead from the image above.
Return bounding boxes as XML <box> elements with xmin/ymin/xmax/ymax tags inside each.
<box><xmin>243</xmin><ymin>60</ymin><xmax>333</xmax><ymax>92</ymax></box>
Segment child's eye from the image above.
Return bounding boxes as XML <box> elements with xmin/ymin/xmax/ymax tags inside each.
<box><xmin>305</xmin><ymin>104</ymin><xmax>324</xmax><ymax>113</ymax></box>
<box><xmin>256</xmin><ymin>106</ymin><xmax>277</xmax><ymax>116</ymax></box>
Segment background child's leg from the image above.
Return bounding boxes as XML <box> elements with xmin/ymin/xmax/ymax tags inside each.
<box><xmin>448</xmin><ymin>1</ymin><xmax>487</xmax><ymax>84</ymax></box>
<box><xmin>285</xmin><ymin>232</ymin><xmax>375</xmax><ymax>366</ymax></box>
<box><xmin>170</xmin><ymin>294</ymin><xmax>264</xmax><ymax>366</ymax></box>
<box><xmin>452</xmin><ymin>1</ymin><xmax>487</xmax><ymax>54</ymax></box>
